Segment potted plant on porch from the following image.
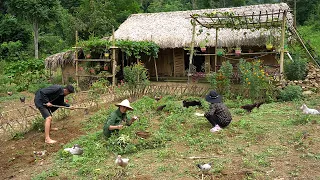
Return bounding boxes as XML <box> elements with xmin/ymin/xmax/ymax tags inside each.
<box><xmin>216</xmin><ymin>47</ymin><xmax>225</xmax><ymax>56</ymax></box>
<box><xmin>200</xmin><ymin>40</ymin><xmax>207</xmax><ymax>52</ymax></box>
<box><xmin>266</xmin><ymin>36</ymin><xmax>273</xmax><ymax>50</ymax></box>
<box><xmin>235</xmin><ymin>47</ymin><xmax>242</xmax><ymax>56</ymax></box>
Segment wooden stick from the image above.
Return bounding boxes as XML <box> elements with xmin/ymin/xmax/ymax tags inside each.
<box><xmin>43</xmin><ymin>104</ymin><xmax>88</xmax><ymax>109</ymax></box>
<box><xmin>184</xmin><ymin>156</ymin><xmax>218</xmax><ymax>160</ymax></box>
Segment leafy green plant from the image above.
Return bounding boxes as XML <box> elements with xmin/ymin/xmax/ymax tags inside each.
<box><xmin>4</xmin><ymin>58</ymin><xmax>49</xmax><ymax>91</ymax></box>
<box><xmin>0</xmin><ymin>41</ymin><xmax>26</xmax><ymax>61</ymax></box>
<box><xmin>31</xmin><ymin>116</ymin><xmax>45</xmax><ymax>132</ymax></box>
<box><xmin>123</xmin><ymin>61</ymin><xmax>150</xmax><ymax>87</ymax></box>
<box><xmin>206</xmin><ymin>60</ymin><xmax>233</xmax><ymax>96</ymax></box>
<box><xmin>284</xmin><ymin>55</ymin><xmax>307</xmax><ymax>81</ymax></box>
<box><xmin>88</xmin><ymin>78</ymin><xmax>110</xmax><ymax>104</ymax></box>
<box><xmin>79</xmin><ymin>38</ymin><xmax>160</xmax><ymax>59</ymax></box>
<box><xmin>278</xmin><ymin>85</ymin><xmax>303</xmax><ymax>102</ymax></box>
<box><xmin>238</xmin><ymin>59</ymin><xmax>270</xmax><ymax>101</ymax></box>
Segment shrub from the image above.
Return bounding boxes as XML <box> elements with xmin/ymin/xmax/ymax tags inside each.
<box><xmin>284</xmin><ymin>55</ymin><xmax>307</xmax><ymax>81</ymax></box>
<box><xmin>238</xmin><ymin>59</ymin><xmax>270</xmax><ymax>101</ymax></box>
<box><xmin>39</xmin><ymin>34</ymin><xmax>68</xmax><ymax>57</ymax></box>
<box><xmin>4</xmin><ymin>58</ymin><xmax>49</xmax><ymax>91</ymax></box>
<box><xmin>0</xmin><ymin>41</ymin><xmax>27</xmax><ymax>61</ymax></box>
<box><xmin>278</xmin><ymin>85</ymin><xmax>303</xmax><ymax>101</ymax></box>
<box><xmin>123</xmin><ymin>61</ymin><xmax>149</xmax><ymax>87</ymax></box>
<box><xmin>31</xmin><ymin>116</ymin><xmax>45</xmax><ymax>132</ymax></box>
<box><xmin>206</xmin><ymin>60</ymin><xmax>233</xmax><ymax>96</ymax></box>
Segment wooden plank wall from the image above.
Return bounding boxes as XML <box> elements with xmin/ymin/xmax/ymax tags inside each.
<box><xmin>173</xmin><ymin>48</ymin><xmax>185</xmax><ymax>77</ymax></box>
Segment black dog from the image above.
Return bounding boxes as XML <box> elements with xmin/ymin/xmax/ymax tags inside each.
<box><xmin>183</xmin><ymin>100</ymin><xmax>202</xmax><ymax>108</ymax></box>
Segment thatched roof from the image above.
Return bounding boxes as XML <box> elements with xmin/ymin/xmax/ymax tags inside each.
<box><xmin>45</xmin><ymin>50</ymin><xmax>75</xmax><ymax>70</ymax></box>
<box><xmin>113</xmin><ymin>3</ymin><xmax>293</xmax><ymax>48</ymax></box>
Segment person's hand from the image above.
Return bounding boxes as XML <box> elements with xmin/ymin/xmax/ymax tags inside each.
<box><xmin>46</xmin><ymin>102</ymin><xmax>53</xmax><ymax>107</ymax></box>
<box><xmin>69</xmin><ymin>106</ymin><xmax>75</xmax><ymax>110</ymax></box>
<box><xmin>117</xmin><ymin>125</ymin><xmax>124</xmax><ymax>130</ymax></box>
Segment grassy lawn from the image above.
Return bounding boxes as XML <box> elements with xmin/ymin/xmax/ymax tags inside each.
<box><xmin>32</xmin><ymin>94</ymin><xmax>320</xmax><ymax>180</ymax></box>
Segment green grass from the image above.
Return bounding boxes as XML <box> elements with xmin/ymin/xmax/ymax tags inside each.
<box><xmin>32</xmin><ymin>94</ymin><xmax>320</xmax><ymax>180</ymax></box>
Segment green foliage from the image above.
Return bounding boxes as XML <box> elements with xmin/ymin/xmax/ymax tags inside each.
<box><xmin>31</xmin><ymin>117</ymin><xmax>45</xmax><ymax>132</ymax></box>
<box><xmin>283</xmin><ymin>114</ymin><xmax>313</xmax><ymax>126</ymax></box>
<box><xmin>88</xmin><ymin>78</ymin><xmax>111</xmax><ymax>102</ymax></box>
<box><xmin>0</xmin><ymin>14</ymin><xmax>31</xmax><ymax>45</ymax></box>
<box><xmin>278</xmin><ymin>85</ymin><xmax>303</xmax><ymax>102</ymax></box>
<box><xmin>123</xmin><ymin>61</ymin><xmax>150</xmax><ymax>87</ymax></box>
<box><xmin>206</xmin><ymin>60</ymin><xmax>233</xmax><ymax>96</ymax></box>
<box><xmin>0</xmin><ymin>41</ymin><xmax>26</xmax><ymax>61</ymax></box>
<box><xmin>79</xmin><ymin>38</ymin><xmax>160</xmax><ymax>59</ymax></box>
<box><xmin>117</xmin><ymin>40</ymin><xmax>160</xmax><ymax>59</ymax></box>
<box><xmin>8</xmin><ymin>0</ymin><xmax>61</xmax><ymax>24</ymax></box>
<box><xmin>238</xmin><ymin>59</ymin><xmax>270</xmax><ymax>101</ymax></box>
<box><xmin>28</xmin><ymin>82</ymin><xmax>52</xmax><ymax>94</ymax></box>
<box><xmin>4</xmin><ymin>58</ymin><xmax>49</xmax><ymax>91</ymax></box>
<box><xmin>39</xmin><ymin>34</ymin><xmax>68</xmax><ymax>56</ymax></box>
<box><xmin>284</xmin><ymin>55</ymin><xmax>308</xmax><ymax>81</ymax></box>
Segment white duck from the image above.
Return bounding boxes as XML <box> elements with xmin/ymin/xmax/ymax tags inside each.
<box><xmin>300</xmin><ymin>104</ymin><xmax>320</xmax><ymax>115</ymax></box>
<box><xmin>115</xmin><ymin>155</ymin><xmax>129</xmax><ymax>168</ymax></box>
<box><xmin>64</xmin><ymin>144</ymin><xmax>84</xmax><ymax>155</ymax></box>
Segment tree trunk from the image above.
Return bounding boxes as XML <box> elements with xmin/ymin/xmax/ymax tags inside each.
<box><xmin>33</xmin><ymin>20</ymin><xmax>39</xmax><ymax>59</ymax></box>
<box><xmin>191</xmin><ymin>0</ymin><xmax>197</xmax><ymax>9</ymax></box>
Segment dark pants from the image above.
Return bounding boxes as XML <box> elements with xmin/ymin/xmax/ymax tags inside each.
<box><xmin>206</xmin><ymin>114</ymin><xmax>230</xmax><ymax>128</ymax></box>
<box><xmin>38</xmin><ymin>107</ymin><xmax>58</xmax><ymax>119</ymax></box>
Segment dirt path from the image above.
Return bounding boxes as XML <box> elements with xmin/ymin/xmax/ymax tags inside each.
<box><xmin>0</xmin><ymin>111</ymin><xmax>91</xmax><ymax>180</ymax></box>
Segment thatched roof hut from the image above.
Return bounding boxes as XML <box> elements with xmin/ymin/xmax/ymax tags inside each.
<box><xmin>113</xmin><ymin>3</ymin><xmax>293</xmax><ymax>48</ymax></box>
<box><xmin>45</xmin><ymin>50</ymin><xmax>75</xmax><ymax>70</ymax></box>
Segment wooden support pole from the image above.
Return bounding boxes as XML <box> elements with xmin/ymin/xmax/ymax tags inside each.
<box><xmin>75</xmin><ymin>31</ymin><xmax>79</xmax><ymax>87</ymax></box>
<box><xmin>112</xmin><ymin>27</ymin><xmax>116</xmax><ymax>87</ymax></box>
<box><xmin>188</xmin><ymin>20</ymin><xmax>196</xmax><ymax>84</ymax></box>
<box><xmin>154</xmin><ymin>57</ymin><xmax>158</xmax><ymax>81</ymax></box>
<box><xmin>280</xmin><ymin>11</ymin><xmax>287</xmax><ymax>80</ymax></box>
<box><xmin>214</xmin><ymin>28</ymin><xmax>218</xmax><ymax>72</ymax></box>
<box><xmin>122</xmin><ymin>52</ymin><xmax>124</xmax><ymax>75</ymax></box>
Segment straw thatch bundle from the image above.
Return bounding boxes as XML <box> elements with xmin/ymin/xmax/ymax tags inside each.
<box><xmin>113</xmin><ymin>3</ymin><xmax>292</xmax><ymax>48</ymax></box>
<box><xmin>45</xmin><ymin>50</ymin><xmax>75</xmax><ymax>70</ymax></box>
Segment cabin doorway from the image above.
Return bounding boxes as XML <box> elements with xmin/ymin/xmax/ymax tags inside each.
<box><xmin>184</xmin><ymin>49</ymin><xmax>205</xmax><ymax>75</ymax></box>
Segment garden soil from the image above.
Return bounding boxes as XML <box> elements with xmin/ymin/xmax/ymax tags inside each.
<box><xmin>0</xmin><ymin>111</ymin><xmax>88</xmax><ymax>180</ymax></box>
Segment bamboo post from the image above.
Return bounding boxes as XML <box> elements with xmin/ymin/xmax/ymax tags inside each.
<box><xmin>112</xmin><ymin>28</ymin><xmax>116</xmax><ymax>87</ymax></box>
<box><xmin>188</xmin><ymin>20</ymin><xmax>196</xmax><ymax>84</ymax></box>
<box><xmin>122</xmin><ymin>52</ymin><xmax>124</xmax><ymax>74</ymax></box>
<box><xmin>154</xmin><ymin>57</ymin><xmax>158</xmax><ymax>81</ymax></box>
<box><xmin>214</xmin><ymin>28</ymin><xmax>218</xmax><ymax>72</ymax></box>
<box><xmin>75</xmin><ymin>31</ymin><xmax>79</xmax><ymax>87</ymax></box>
<box><xmin>280</xmin><ymin>11</ymin><xmax>287</xmax><ymax>80</ymax></box>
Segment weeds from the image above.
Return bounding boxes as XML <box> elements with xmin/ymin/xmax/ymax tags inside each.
<box><xmin>31</xmin><ymin>94</ymin><xmax>320</xmax><ymax>179</ymax></box>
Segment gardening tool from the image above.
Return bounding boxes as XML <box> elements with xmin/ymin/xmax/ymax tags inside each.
<box><xmin>43</xmin><ymin>104</ymin><xmax>89</xmax><ymax>115</ymax></box>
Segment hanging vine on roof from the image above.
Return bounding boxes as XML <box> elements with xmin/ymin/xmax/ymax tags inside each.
<box><xmin>79</xmin><ymin>38</ymin><xmax>159</xmax><ymax>59</ymax></box>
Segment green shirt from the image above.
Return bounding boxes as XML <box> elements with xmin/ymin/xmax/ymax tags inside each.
<box><xmin>103</xmin><ymin>108</ymin><xmax>131</xmax><ymax>138</ymax></box>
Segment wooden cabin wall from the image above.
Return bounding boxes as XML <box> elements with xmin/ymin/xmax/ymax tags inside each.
<box><xmin>143</xmin><ymin>49</ymin><xmax>174</xmax><ymax>77</ymax></box>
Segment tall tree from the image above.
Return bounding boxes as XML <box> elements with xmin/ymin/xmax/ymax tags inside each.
<box><xmin>7</xmin><ymin>0</ymin><xmax>61</xmax><ymax>59</ymax></box>
<box><xmin>0</xmin><ymin>14</ymin><xmax>31</xmax><ymax>44</ymax></box>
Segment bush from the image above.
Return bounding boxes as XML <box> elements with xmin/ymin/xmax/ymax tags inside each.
<box><xmin>0</xmin><ymin>41</ymin><xmax>27</xmax><ymax>61</ymax></box>
<box><xmin>238</xmin><ymin>59</ymin><xmax>270</xmax><ymax>101</ymax></box>
<box><xmin>278</xmin><ymin>85</ymin><xmax>303</xmax><ymax>101</ymax></box>
<box><xmin>31</xmin><ymin>117</ymin><xmax>45</xmax><ymax>132</ymax></box>
<box><xmin>284</xmin><ymin>55</ymin><xmax>307</xmax><ymax>81</ymax></box>
<box><xmin>206</xmin><ymin>60</ymin><xmax>233</xmax><ymax>96</ymax></box>
<box><xmin>123</xmin><ymin>61</ymin><xmax>149</xmax><ymax>87</ymax></box>
<box><xmin>4</xmin><ymin>58</ymin><xmax>49</xmax><ymax>91</ymax></box>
